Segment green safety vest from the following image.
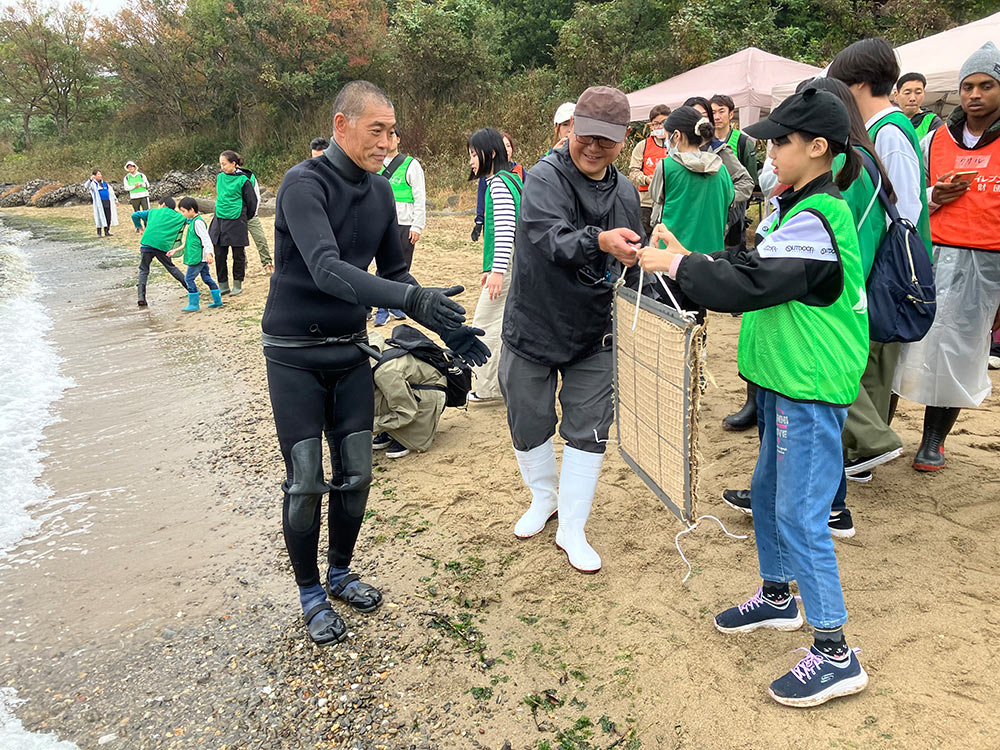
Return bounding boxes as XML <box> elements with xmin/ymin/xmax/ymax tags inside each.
<box><xmin>215</xmin><ymin>171</ymin><xmax>250</xmax><ymax>220</ymax></box>
<box><xmin>140</xmin><ymin>207</ymin><xmax>188</xmax><ymax>253</ymax></box>
<box><xmin>738</xmin><ymin>191</ymin><xmax>869</xmax><ymax>405</ymax></box>
<box><xmin>726</xmin><ymin>128</ymin><xmax>742</xmax><ymax>155</ymax></box>
<box><xmin>833</xmin><ymin>147</ymin><xmax>886</xmax><ymax>279</ymax></box>
<box><xmin>125</xmin><ymin>171</ymin><xmax>148</xmax><ymax>199</ymax></box>
<box><xmin>869</xmin><ymin>111</ymin><xmax>932</xmax><ymax>252</ymax></box>
<box><xmin>182</xmin><ymin>215</ymin><xmax>209</xmax><ymax>265</ymax></box>
<box><xmin>379</xmin><ymin>155</ymin><xmax>415</xmax><ymax>204</ymax></box>
<box><xmin>659</xmin><ymin>157</ymin><xmax>734</xmax><ymax>255</ymax></box>
<box><xmin>483</xmin><ymin>170</ymin><xmax>523</xmax><ymax>273</ymax></box>
<box><xmin>913</xmin><ymin>111</ymin><xmax>939</xmax><ymax>142</ymax></box>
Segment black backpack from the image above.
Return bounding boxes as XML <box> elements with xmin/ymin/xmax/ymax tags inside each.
<box><xmin>860</xmin><ymin>156</ymin><xmax>936</xmax><ymax>343</ymax></box>
<box><xmin>376</xmin><ymin>325</ymin><xmax>473</xmax><ymax>407</ymax></box>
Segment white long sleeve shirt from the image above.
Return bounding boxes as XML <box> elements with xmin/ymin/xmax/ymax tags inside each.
<box><xmin>383</xmin><ymin>155</ymin><xmax>426</xmax><ymax>233</ymax></box>
<box><xmin>867</xmin><ymin>106</ymin><xmax>923</xmax><ymax>229</ymax></box>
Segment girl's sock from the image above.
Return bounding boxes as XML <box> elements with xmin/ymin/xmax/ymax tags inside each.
<box><xmin>814</xmin><ymin>627</ymin><xmax>850</xmax><ymax>662</ymax></box>
<box><xmin>762</xmin><ymin>580</ymin><xmax>791</xmax><ymax>606</ymax></box>
<box><xmin>298</xmin><ymin>583</ymin><xmax>327</xmax><ymax>618</ymax></box>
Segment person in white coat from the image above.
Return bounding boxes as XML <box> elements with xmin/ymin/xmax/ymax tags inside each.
<box><xmin>87</xmin><ymin>169</ymin><xmax>119</xmax><ymax>237</ymax></box>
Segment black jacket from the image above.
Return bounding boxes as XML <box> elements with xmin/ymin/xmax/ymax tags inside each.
<box><xmin>262</xmin><ymin>141</ymin><xmax>417</xmax><ymax>341</ymax></box>
<box><xmin>673</xmin><ymin>173</ymin><xmax>843</xmax><ymax>313</ymax></box>
<box><xmin>502</xmin><ymin>145</ymin><xmax>644</xmax><ymax>367</ymax></box>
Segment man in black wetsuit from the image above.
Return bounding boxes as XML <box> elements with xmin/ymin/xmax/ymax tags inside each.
<box><xmin>262</xmin><ymin>81</ymin><xmax>488</xmax><ymax>645</ymax></box>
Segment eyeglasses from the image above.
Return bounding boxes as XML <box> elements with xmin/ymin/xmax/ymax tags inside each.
<box><xmin>650</xmin><ymin>119</ymin><xmax>667</xmax><ymax>127</ymax></box>
<box><xmin>574</xmin><ymin>134</ymin><xmax>619</xmax><ymax>150</ymax></box>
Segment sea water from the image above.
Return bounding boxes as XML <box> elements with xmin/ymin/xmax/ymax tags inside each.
<box><xmin>0</xmin><ymin>218</ymin><xmax>80</xmax><ymax>749</ymax></box>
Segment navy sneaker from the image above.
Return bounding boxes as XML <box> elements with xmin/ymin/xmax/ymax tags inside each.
<box><xmin>373</xmin><ymin>308</ymin><xmax>390</xmax><ymax>326</ymax></box>
<box><xmin>722</xmin><ymin>488</ymin><xmax>751</xmax><ymax>515</ymax></box>
<box><xmin>386</xmin><ymin>439</ymin><xmax>410</xmax><ymax>459</ymax></box>
<box><xmin>828</xmin><ymin>509</ymin><xmax>855</xmax><ymax>539</ymax></box>
<box><xmin>847</xmin><ymin>470</ymin><xmax>872</xmax><ymax>483</ymax></box>
<box><xmin>768</xmin><ymin>646</ymin><xmax>869</xmax><ymax>707</ymax></box>
<box><xmin>372</xmin><ymin>432</ymin><xmax>392</xmax><ymax>450</ymax></box>
<box><xmin>714</xmin><ymin>588</ymin><xmax>803</xmax><ymax>634</ymax></box>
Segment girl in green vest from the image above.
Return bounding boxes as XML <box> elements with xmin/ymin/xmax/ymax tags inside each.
<box><xmin>649</xmin><ymin>106</ymin><xmax>734</xmax><ymax>256</ymax></box>
<box><xmin>209</xmin><ymin>150</ymin><xmax>258</xmax><ymax>296</ymax></box>
<box><xmin>638</xmin><ymin>88</ymin><xmax>871</xmax><ymax>708</ymax></box>
<box><xmin>465</xmin><ymin>128</ymin><xmax>523</xmax><ymax>402</ymax></box>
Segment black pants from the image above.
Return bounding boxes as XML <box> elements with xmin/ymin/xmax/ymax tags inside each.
<box><xmin>640</xmin><ymin>205</ymin><xmax>653</xmax><ymax>237</ymax></box>
<box><xmin>99</xmin><ymin>200</ymin><xmax>112</xmax><ymax>235</ymax></box>
<box><xmin>266</xmin><ymin>351</ymin><xmax>375</xmax><ymax>588</ymax></box>
<box><xmin>376</xmin><ymin>224</ymin><xmax>415</xmax><ymax>276</ymax></box>
<box><xmin>216</xmin><ymin>246</ymin><xmax>246</xmax><ymax>283</ymax></box>
<box><xmin>137</xmin><ymin>248</ymin><xmax>186</xmax><ymax>290</ymax></box>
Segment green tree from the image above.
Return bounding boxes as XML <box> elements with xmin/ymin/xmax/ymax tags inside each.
<box><xmin>0</xmin><ymin>0</ymin><xmax>54</xmax><ymax>149</ymax></box>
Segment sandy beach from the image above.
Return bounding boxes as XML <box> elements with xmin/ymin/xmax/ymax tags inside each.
<box><xmin>1</xmin><ymin>203</ymin><xmax>998</xmax><ymax>750</ymax></box>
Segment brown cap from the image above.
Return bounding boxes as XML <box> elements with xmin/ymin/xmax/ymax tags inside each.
<box><xmin>572</xmin><ymin>86</ymin><xmax>631</xmax><ymax>142</ymax></box>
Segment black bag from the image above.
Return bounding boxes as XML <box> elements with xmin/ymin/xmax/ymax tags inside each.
<box><xmin>860</xmin><ymin>155</ymin><xmax>936</xmax><ymax>343</ymax></box>
<box><xmin>377</xmin><ymin>324</ymin><xmax>473</xmax><ymax>407</ymax></box>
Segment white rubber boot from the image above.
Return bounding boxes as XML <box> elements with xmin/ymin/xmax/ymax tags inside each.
<box><xmin>555</xmin><ymin>446</ymin><xmax>604</xmax><ymax>573</ymax></box>
<box><xmin>513</xmin><ymin>440</ymin><xmax>559</xmax><ymax>538</ymax></box>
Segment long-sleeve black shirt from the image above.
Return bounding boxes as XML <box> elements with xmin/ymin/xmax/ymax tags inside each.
<box><xmin>262</xmin><ymin>141</ymin><xmax>418</xmax><ymax>345</ymax></box>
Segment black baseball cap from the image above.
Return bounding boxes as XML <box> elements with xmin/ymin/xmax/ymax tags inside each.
<box><xmin>745</xmin><ymin>86</ymin><xmax>850</xmax><ymax>148</ymax></box>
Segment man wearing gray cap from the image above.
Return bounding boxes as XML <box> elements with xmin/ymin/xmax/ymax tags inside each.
<box><xmin>894</xmin><ymin>42</ymin><xmax>1000</xmax><ymax>471</ymax></box>
<box><xmin>500</xmin><ymin>85</ymin><xmax>643</xmax><ymax>573</ymax></box>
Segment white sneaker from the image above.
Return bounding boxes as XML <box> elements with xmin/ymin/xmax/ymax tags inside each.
<box><xmin>467</xmin><ymin>391</ymin><xmax>501</xmax><ymax>404</ymax></box>
<box><xmin>989</xmin><ymin>355</ymin><xmax>1000</xmax><ymax>370</ymax></box>
<box><xmin>513</xmin><ymin>440</ymin><xmax>558</xmax><ymax>538</ymax></box>
<box><xmin>554</xmin><ymin>446</ymin><xmax>604</xmax><ymax>573</ymax></box>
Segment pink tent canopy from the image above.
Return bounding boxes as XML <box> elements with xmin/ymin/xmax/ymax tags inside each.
<box><xmin>627</xmin><ymin>47</ymin><xmax>822</xmax><ymax>126</ymax></box>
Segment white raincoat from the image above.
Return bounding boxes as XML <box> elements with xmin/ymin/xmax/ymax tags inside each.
<box><xmin>87</xmin><ymin>178</ymin><xmax>120</xmax><ymax>228</ymax></box>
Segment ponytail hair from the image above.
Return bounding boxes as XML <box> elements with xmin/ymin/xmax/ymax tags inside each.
<box><xmin>665</xmin><ymin>106</ymin><xmax>715</xmax><ymax>146</ymax></box>
<box><xmin>831</xmin><ymin>140</ymin><xmax>861</xmax><ymax>193</ymax></box>
<box><xmin>220</xmin><ymin>149</ymin><xmax>243</xmax><ymax>166</ymax></box>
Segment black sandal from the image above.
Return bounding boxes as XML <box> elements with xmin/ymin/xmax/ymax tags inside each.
<box><xmin>304</xmin><ymin>601</ymin><xmax>348</xmax><ymax>645</ymax></box>
<box><xmin>327</xmin><ymin>573</ymin><xmax>383</xmax><ymax>614</ymax></box>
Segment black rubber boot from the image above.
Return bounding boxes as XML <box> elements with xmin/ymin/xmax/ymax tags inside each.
<box><xmin>723</xmin><ymin>381</ymin><xmax>758</xmax><ymax>431</ymax></box>
<box><xmin>913</xmin><ymin>406</ymin><xmax>960</xmax><ymax>472</ymax></box>
<box><xmin>137</xmin><ymin>283</ymin><xmax>148</xmax><ymax>307</ymax></box>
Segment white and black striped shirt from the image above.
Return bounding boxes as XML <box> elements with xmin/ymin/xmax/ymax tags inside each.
<box><xmin>488</xmin><ymin>175</ymin><xmax>517</xmax><ymax>274</ymax></box>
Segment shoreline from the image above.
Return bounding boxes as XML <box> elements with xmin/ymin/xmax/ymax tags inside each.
<box><xmin>1</xmin><ymin>205</ymin><xmax>999</xmax><ymax>749</ymax></box>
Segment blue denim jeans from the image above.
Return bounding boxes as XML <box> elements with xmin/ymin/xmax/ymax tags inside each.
<box><xmin>185</xmin><ymin>262</ymin><xmax>219</xmax><ymax>293</ymax></box>
<box><xmin>751</xmin><ymin>388</ymin><xmax>849</xmax><ymax>629</ymax></box>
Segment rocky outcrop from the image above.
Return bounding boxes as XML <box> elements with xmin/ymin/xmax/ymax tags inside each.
<box><xmin>1</xmin><ymin>179</ymin><xmax>58</xmax><ymax>207</ymax></box>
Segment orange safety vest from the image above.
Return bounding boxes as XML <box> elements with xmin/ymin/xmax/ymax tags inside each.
<box><xmin>639</xmin><ymin>136</ymin><xmax>668</xmax><ymax>192</ymax></box>
<box><xmin>928</xmin><ymin>124</ymin><xmax>1000</xmax><ymax>251</ymax></box>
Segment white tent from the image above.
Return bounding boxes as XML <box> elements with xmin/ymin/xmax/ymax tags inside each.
<box><xmin>627</xmin><ymin>47</ymin><xmax>822</xmax><ymax>127</ymax></box>
<box><xmin>771</xmin><ymin>11</ymin><xmax>1000</xmax><ymax>108</ymax></box>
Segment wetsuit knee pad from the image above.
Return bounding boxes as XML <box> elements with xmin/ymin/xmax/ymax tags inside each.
<box><xmin>333</xmin><ymin>431</ymin><xmax>373</xmax><ymax>517</ymax></box>
<box><xmin>284</xmin><ymin>437</ymin><xmax>329</xmax><ymax>532</ymax></box>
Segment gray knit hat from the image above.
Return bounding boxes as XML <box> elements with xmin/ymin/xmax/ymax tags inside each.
<box><xmin>960</xmin><ymin>41</ymin><xmax>1000</xmax><ymax>85</ymax></box>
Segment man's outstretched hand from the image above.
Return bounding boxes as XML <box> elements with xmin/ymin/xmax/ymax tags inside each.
<box><xmin>404</xmin><ymin>285</ymin><xmax>467</xmax><ymax>334</ymax></box>
<box><xmin>442</xmin><ymin>326</ymin><xmax>490</xmax><ymax>367</ymax></box>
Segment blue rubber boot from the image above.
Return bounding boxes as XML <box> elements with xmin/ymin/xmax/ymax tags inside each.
<box><xmin>208</xmin><ymin>288</ymin><xmax>223</xmax><ymax>308</ymax></box>
<box><xmin>182</xmin><ymin>292</ymin><xmax>200</xmax><ymax>312</ymax></box>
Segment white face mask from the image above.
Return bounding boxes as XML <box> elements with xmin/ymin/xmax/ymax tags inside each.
<box><xmin>652</xmin><ymin>128</ymin><xmax>666</xmax><ymax>139</ymax></box>
<box><xmin>667</xmin><ymin>134</ymin><xmax>680</xmax><ymax>157</ymax></box>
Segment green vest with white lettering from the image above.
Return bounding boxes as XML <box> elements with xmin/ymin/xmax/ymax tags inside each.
<box><xmin>379</xmin><ymin>155</ymin><xmax>414</xmax><ymax>204</ymax></box>
<box><xmin>737</xmin><ymin>192</ymin><xmax>869</xmax><ymax>405</ymax></box>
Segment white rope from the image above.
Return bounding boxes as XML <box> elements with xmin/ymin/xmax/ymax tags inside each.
<box><xmin>674</xmin><ymin>514</ymin><xmax>748</xmax><ymax>584</ymax></box>
<box><xmin>631</xmin><ymin>266</ymin><xmax>644</xmax><ymax>330</ymax></box>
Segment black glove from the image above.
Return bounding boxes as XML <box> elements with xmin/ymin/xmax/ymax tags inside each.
<box><xmin>442</xmin><ymin>326</ymin><xmax>490</xmax><ymax>367</ymax></box>
<box><xmin>471</xmin><ymin>222</ymin><xmax>483</xmax><ymax>242</ymax></box>
<box><xmin>403</xmin><ymin>285</ymin><xmax>466</xmax><ymax>334</ymax></box>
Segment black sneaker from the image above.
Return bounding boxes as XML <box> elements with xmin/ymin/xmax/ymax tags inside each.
<box><xmin>828</xmin><ymin>509</ymin><xmax>855</xmax><ymax>539</ymax></box>
<box><xmin>846</xmin><ymin>470</ymin><xmax>872</xmax><ymax>483</ymax></box>
<box><xmin>844</xmin><ymin>449</ymin><xmax>901</xmax><ymax>476</ymax></box>
<box><xmin>386</xmin><ymin>439</ymin><xmax>410</xmax><ymax>459</ymax></box>
<box><xmin>372</xmin><ymin>432</ymin><xmax>392</xmax><ymax>450</ymax></box>
<box><xmin>722</xmin><ymin>489</ymin><xmax>752</xmax><ymax>515</ymax></box>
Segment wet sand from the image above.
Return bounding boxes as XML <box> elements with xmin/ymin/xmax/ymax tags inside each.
<box><xmin>0</xmin><ymin>205</ymin><xmax>998</xmax><ymax>749</ymax></box>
